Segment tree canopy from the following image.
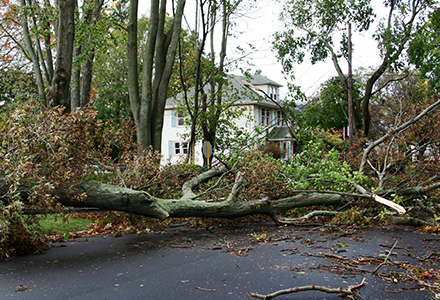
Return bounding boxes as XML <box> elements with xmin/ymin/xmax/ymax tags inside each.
<box><xmin>409</xmin><ymin>7</ymin><xmax>440</xmax><ymax>91</ymax></box>
<box><xmin>274</xmin><ymin>0</ymin><xmax>436</xmax><ymax>138</ymax></box>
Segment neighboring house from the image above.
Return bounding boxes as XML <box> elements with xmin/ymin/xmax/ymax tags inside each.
<box><xmin>161</xmin><ymin>73</ymin><xmax>295</xmax><ymax>165</ymax></box>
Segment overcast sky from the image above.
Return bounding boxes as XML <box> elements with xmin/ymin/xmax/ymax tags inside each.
<box><xmin>138</xmin><ymin>0</ymin><xmax>383</xmax><ymax>99</ymax></box>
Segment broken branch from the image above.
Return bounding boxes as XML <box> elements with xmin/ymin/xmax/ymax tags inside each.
<box><xmin>248</xmin><ymin>277</ymin><xmax>366</xmax><ymax>299</ymax></box>
<box><xmin>372</xmin><ymin>240</ymin><xmax>398</xmax><ymax>274</ymax></box>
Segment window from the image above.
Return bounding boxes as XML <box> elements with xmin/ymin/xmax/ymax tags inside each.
<box><xmin>261</xmin><ymin>108</ymin><xmax>270</xmax><ymax>126</ymax></box>
<box><xmin>268</xmin><ymin>86</ymin><xmax>278</xmax><ymax>100</ymax></box>
<box><xmin>276</xmin><ymin>110</ymin><xmax>284</xmax><ymax>126</ymax></box>
<box><xmin>282</xmin><ymin>141</ymin><xmax>291</xmax><ymax>160</ymax></box>
<box><xmin>174</xmin><ymin>141</ymin><xmax>188</xmax><ymax>155</ymax></box>
<box><xmin>177</xmin><ymin>111</ymin><xmax>185</xmax><ymax>126</ymax></box>
<box><xmin>172</xmin><ymin>110</ymin><xmax>185</xmax><ymax>127</ymax></box>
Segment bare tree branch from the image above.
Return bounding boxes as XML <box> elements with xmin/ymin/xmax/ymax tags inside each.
<box><xmin>248</xmin><ymin>278</ymin><xmax>366</xmax><ymax>299</ymax></box>
<box><xmin>359</xmin><ymin>97</ymin><xmax>440</xmax><ymax>173</ymax></box>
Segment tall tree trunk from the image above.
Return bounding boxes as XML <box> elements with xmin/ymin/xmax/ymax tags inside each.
<box><xmin>71</xmin><ymin>45</ymin><xmax>81</xmax><ymax>109</ymax></box>
<box><xmin>347</xmin><ymin>23</ymin><xmax>355</xmax><ymax>145</ymax></box>
<box><xmin>71</xmin><ymin>0</ymin><xmax>103</xmax><ymax>110</ymax></box>
<box><xmin>71</xmin><ymin>0</ymin><xmax>82</xmax><ymax>110</ymax></box>
<box><xmin>20</xmin><ymin>0</ymin><xmax>46</xmax><ymax>103</ymax></box>
<box><xmin>49</xmin><ymin>0</ymin><xmax>75</xmax><ymax>112</ymax></box>
<box><xmin>200</xmin><ymin>0</ymin><xmax>232</xmax><ymax>165</ymax></box>
<box><xmin>127</xmin><ymin>0</ymin><xmax>140</xmax><ymax>128</ymax></box>
<box><xmin>80</xmin><ymin>0</ymin><xmax>103</xmax><ymax>108</ymax></box>
<box><xmin>128</xmin><ymin>0</ymin><xmax>186</xmax><ymax>152</ymax></box>
<box><xmin>42</xmin><ymin>0</ymin><xmax>54</xmax><ymax>83</ymax></box>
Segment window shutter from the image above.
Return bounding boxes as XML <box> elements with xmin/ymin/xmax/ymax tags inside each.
<box><xmin>258</xmin><ymin>107</ymin><xmax>261</xmax><ymax>124</ymax></box>
<box><xmin>172</xmin><ymin>110</ymin><xmax>176</xmax><ymax>127</ymax></box>
<box><xmin>168</xmin><ymin>140</ymin><xmax>173</xmax><ymax>157</ymax></box>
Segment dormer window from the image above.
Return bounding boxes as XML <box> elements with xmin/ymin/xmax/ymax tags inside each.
<box><xmin>268</xmin><ymin>86</ymin><xmax>278</xmax><ymax>100</ymax></box>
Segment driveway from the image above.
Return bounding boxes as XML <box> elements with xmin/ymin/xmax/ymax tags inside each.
<box><xmin>1</xmin><ymin>223</ymin><xmax>439</xmax><ymax>299</ymax></box>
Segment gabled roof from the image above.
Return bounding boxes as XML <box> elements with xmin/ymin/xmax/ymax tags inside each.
<box><xmin>239</xmin><ymin>73</ymin><xmax>283</xmax><ymax>87</ymax></box>
<box><xmin>166</xmin><ymin>74</ymin><xmax>283</xmax><ymax>109</ymax></box>
<box><xmin>267</xmin><ymin>126</ymin><xmax>293</xmax><ymax>141</ymax></box>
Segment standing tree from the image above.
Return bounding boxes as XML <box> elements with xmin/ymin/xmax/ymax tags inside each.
<box><xmin>175</xmin><ymin>0</ymin><xmax>246</xmax><ymax>165</ymax></box>
<box><xmin>200</xmin><ymin>0</ymin><xmax>243</xmax><ymax>165</ymax></box>
<box><xmin>70</xmin><ymin>0</ymin><xmax>106</xmax><ymax>110</ymax></box>
<box><xmin>176</xmin><ymin>0</ymin><xmax>213</xmax><ymax>164</ymax></box>
<box><xmin>1</xmin><ymin>0</ymin><xmax>109</xmax><ymax>111</ymax></box>
<box><xmin>273</xmin><ymin>0</ymin><xmax>434</xmax><ymax>139</ymax></box>
<box><xmin>127</xmin><ymin>0</ymin><xmax>186</xmax><ymax>152</ymax></box>
<box><xmin>47</xmin><ymin>0</ymin><xmax>75</xmax><ymax>111</ymax></box>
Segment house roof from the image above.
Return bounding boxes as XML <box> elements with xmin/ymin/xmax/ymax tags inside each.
<box><xmin>166</xmin><ymin>74</ymin><xmax>283</xmax><ymax>109</ymax></box>
<box><xmin>240</xmin><ymin>73</ymin><xmax>283</xmax><ymax>87</ymax></box>
<box><xmin>267</xmin><ymin>126</ymin><xmax>293</xmax><ymax>141</ymax></box>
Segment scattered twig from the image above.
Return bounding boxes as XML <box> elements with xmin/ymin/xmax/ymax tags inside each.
<box><xmin>273</xmin><ymin>210</ymin><xmax>340</xmax><ymax>225</ymax></box>
<box><xmin>248</xmin><ymin>277</ymin><xmax>366</xmax><ymax>299</ymax></box>
<box><xmin>373</xmin><ymin>240</ymin><xmax>398</xmax><ymax>274</ymax></box>
<box><xmin>195</xmin><ymin>286</ymin><xmax>216</xmax><ymax>292</ymax></box>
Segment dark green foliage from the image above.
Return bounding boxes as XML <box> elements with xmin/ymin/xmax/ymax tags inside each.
<box><xmin>409</xmin><ymin>8</ymin><xmax>440</xmax><ymax>91</ymax></box>
<box><xmin>302</xmin><ymin>77</ymin><xmax>350</xmax><ymax>131</ymax></box>
<box><xmin>0</xmin><ymin>68</ymin><xmax>38</xmax><ymax>109</ymax></box>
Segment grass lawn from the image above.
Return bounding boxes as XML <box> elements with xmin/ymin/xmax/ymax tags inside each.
<box><xmin>39</xmin><ymin>214</ymin><xmax>93</xmax><ymax>235</ymax></box>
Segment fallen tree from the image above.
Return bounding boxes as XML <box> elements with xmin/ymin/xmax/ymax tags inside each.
<box><xmin>0</xmin><ymin>168</ymin><xmax>345</xmax><ymax>222</ymax></box>
<box><xmin>1</xmin><ymin>104</ymin><xmax>439</xmax><ymax>258</ymax></box>
<box><xmin>1</xmin><ymin>162</ymin><xmax>427</xmax><ymax>225</ymax></box>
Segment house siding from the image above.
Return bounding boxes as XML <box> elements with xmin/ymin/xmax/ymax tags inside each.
<box><xmin>161</xmin><ymin>74</ymin><xmax>289</xmax><ymax>165</ymax></box>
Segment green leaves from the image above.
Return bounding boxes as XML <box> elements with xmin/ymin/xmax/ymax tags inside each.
<box><xmin>274</xmin><ymin>0</ymin><xmax>374</xmax><ymax>73</ymax></box>
<box><xmin>225</xmin><ymin>141</ymin><xmax>365</xmax><ymax>201</ymax></box>
<box><xmin>282</xmin><ymin>141</ymin><xmax>365</xmax><ymax>192</ymax></box>
<box><xmin>408</xmin><ymin>8</ymin><xmax>440</xmax><ymax>91</ymax></box>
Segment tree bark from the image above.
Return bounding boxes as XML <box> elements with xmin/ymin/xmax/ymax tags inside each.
<box><xmin>20</xmin><ymin>0</ymin><xmax>46</xmax><ymax>102</ymax></box>
<box><xmin>347</xmin><ymin>23</ymin><xmax>355</xmax><ymax>145</ymax></box>
<box><xmin>49</xmin><ymin>0</ymin><xmax>75</xmax><ymax>112</ymax></box>
<box><xmin>128</xmin><ymin>0</ymin><xmax>186</xmax><ymax>152</ymax></box>
<box><xmin>1</xmin><ymin>164</ymin><xmax>439</xmax><ymax>222</ymax></box>
<box><xmin>80</xmin><ymin>0</ymin><xmax>104</xmax><ymax>108</ymax></box>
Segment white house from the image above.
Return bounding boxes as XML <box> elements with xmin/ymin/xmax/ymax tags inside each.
<box><xmin>161</xmin><ymin>73</ymin><xmax>295</xmax><ymax>165</ymax></box>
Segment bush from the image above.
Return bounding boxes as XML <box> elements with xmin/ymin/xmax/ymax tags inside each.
<box><xmin>0</xmin><ymin>102</ymin><xmax>119</xmax><ymax>257</ymax></box>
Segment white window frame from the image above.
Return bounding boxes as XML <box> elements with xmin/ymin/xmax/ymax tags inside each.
<box><xmin>261</xmin><ymin>108</ymin><xmax>270</xmax><ymax>126</ymax></box>
<box><xmin>173</xmin><ymin>141</ymin><xmax>188</xmax><ymax>156</ymax></box>
<box><xmin>276</xmin><ymin>110</ymin><xmax>284</xmax><ymax>126</ymax></box>
<box><xmin>268</xmin><ymin>86</ymin><xmax>278</xmax><ymax>100</ymax></box>
<box><xmin>176</xmin><ymin>111</ymin><xmax>185</xmax><ymax>127</ymax></box>
<box><xmin>282</xmin><ymin>141</ymin><xmax>291</xmax><ymax>160</ymax></box>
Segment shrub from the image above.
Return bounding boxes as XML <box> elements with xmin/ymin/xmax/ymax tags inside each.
<box><xmin>0</xmin><ymin>102</ymin><xmax>118</xmax><ymax>257</ymax></box>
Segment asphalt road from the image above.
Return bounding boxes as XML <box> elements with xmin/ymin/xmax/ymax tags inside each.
<box><xmin>1</xmin><ymin>223</ymin><xmax>439</xmax><ymax>299</ymax></box>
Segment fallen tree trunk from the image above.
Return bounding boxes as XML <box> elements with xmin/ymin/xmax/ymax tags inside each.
<box><xmin>54</xmin><ymin>180</ymin><xmax>344</xmax><ymax>220</ymax></box>
<box><xmin>2</xmin><ymin>165</ymin><xmax>437</xmax><ymax>222</ymax></box>
<box><xmin>0</xmin><ymin>168</ymin><xmax>344</xmax><ymax>221</ymax></box>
